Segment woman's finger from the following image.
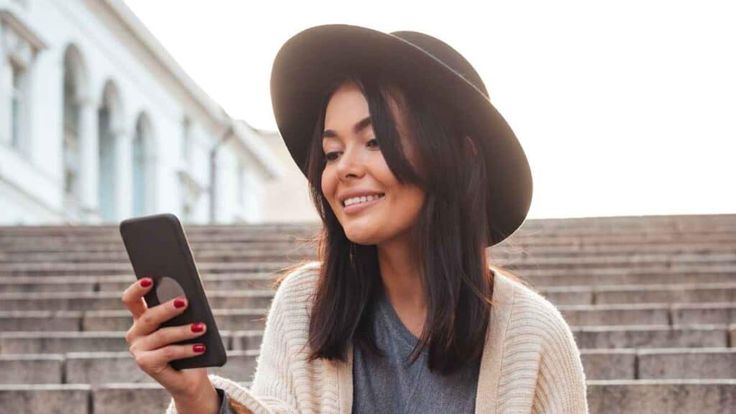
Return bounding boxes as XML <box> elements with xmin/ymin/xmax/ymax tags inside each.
<box><xmin>121</xmin><ymin>277</ymin><xmax>154</xmax><ymax>320</ymax></box>
<box><xmin>133</xmin><ymin>343</ymin><xmax>208</xmax><ymax>377</ymax></box>
<box><xmin>130</xmin><ymin>322</ymin><xmax>207</xmax><ymax>353</ymax></box>
<box><xmin>126</xmin><ymin>296</ymin><xmax>188</xmax><ymax>341</ymax></box>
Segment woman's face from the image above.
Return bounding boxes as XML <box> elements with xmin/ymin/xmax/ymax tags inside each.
<box><xmin>320</xmin><ymin>81</ymin><xmax>426</xmax><ymax>246</ymax></box>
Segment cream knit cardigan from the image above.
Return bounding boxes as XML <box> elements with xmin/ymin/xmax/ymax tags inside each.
<box><xmin>167</xmin><ymin>262</ymin><xmax>589</xmax><ymax>413</ymax></box>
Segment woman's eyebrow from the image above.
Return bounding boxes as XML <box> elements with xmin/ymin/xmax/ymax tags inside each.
<box><xmin>322</xmin><ymin>116</ymin><xmax>372</xmax><ymax>140</ymax></box>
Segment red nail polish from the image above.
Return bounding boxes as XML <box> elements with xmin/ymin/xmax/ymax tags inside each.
<box><xmin>174</xmin><ymin>298</ymin><xmax>186</xmax><ymax>309</ymax></box>
<box><xmin>193</xmin><ymin>344</ymin><xmax>206</xmax><ymax>353</ymax></box>
<box><xmin>140</xmin><ymin>278</ymin><xmax>152</xmax><ymax>288</ymax></box>
<box><xmin>191</xmin><ymin>322</ymin><xmax>205</xmax><ymax>333</ymax></box>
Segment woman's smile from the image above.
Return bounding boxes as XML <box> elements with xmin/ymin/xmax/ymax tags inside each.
<box><xmin>343</xmin><ymin>193</ymin><xmax>386</xmax><ymax>215</ymax></box>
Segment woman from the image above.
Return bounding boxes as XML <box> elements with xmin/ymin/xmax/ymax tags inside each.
<box><xmin>122</xmin><ymin>24</ymin><xmax>588</xmax><ymax>413</ymax></box>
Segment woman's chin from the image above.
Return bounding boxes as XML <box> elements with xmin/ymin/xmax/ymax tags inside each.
<box><xmin>344</xmin><ymin>229</ymin><xmax>381</xmax><ymax>246</ymax></box>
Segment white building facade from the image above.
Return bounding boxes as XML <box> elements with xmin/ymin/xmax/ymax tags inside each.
<box><xmin>0</xmin><ymin>0</ymin><xmax>283</xmax><ymax>225</ymax></box>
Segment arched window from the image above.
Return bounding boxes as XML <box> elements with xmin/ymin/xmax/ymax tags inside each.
<box><xmin>98</xmin><ymin>80</ymin><xmax>123</xmax><ymax>222</ymax></box>
<box><xmin>132</xmin><ymin>113</ymin><xmax>154</xmax><ymax>216</ymax></box>
<box><xmin>10</xmin><ymin>61</ymin><xmax>27</xmax><ymax>150</ymax></box>
<box><xmin>62</xmin><ymin>46</ymin><xmax>83</xmax><ymax>199</ymax></box>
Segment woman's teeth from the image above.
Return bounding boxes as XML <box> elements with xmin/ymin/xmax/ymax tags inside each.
<box><xmin>344</xmin><ymin>193</ymin><xmax>385</xmax><ymax>207</ymax></box>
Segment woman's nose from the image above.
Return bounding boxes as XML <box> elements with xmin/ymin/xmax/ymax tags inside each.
<box><xmin>336</xmin><ymin>146</ymin><xmax>366</xmax><ymax>179</ymax></box>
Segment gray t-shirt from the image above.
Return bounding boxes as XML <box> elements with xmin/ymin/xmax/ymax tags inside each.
<box><xmin>217</xmin><ymin>288</ymin><xmax>480</xmax><ymax>414</ymax></box>
<box><xmin>352</xmin><ymin>288</ymin><xmax>480</xmax><ymax>413</ymax></box>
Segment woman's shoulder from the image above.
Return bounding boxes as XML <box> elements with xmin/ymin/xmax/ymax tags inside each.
<box><xmin>270</xmin><ymin>260</ymin><xmax>321</xmax><ymax>305</ymax></box>
<box><xmin>492</xmin><ymin>266</ymin><xmax>576</xmax><ymax>342</ymax></box>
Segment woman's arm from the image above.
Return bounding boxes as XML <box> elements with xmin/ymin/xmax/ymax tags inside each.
<box><xmin>165</xmin><ymin>267</ymin><xmax>311</xmax><ymax>414</ymax></box>
<box><xmin>533</xmin><ymin>307</ymin><xmax>589</xmax><ymax>414</ymax></box>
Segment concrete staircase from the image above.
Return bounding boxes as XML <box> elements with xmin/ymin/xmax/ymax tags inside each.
<box><xmin>0</xmin><ymin>214</ymin><xmax>735</xmax><ymax>413</ymax></box>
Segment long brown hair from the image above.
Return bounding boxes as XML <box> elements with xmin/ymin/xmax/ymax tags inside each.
<box><xmin>275</xmin><ymin>72</ymin><xmax>529</xmax><ymax>376</ymax></box>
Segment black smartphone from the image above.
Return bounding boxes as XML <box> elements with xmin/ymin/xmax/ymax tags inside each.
<box><xmin>119</xmin><ymin>213</ymin><xmax>227</xmax><ymax>370</ymax></box>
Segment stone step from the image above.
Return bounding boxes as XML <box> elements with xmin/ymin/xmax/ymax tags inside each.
<box><xmin>2</xmin><ymin>251</ymin><xmax>735</xmax><ymax>268</ymax></box>
<box><xmin>0</xmin><ymin>249</ymin><xmax>314</xmax><ymax>263</ymax></box>
<box><xmin>542</xmin><ymin>282</ymin><xmax>736</xmax><ymax>305</ymax></box>
<box><xmin>0</xmin><ymin>311</ymin><xmax>82</xmax><ymax>331</ymax></box>
<box><xmin>586</xmin><ymin>379</ymin><xmax>736</xmax><ymax>414</ymax></box>
<box><xmin>1</xmin><ymin>259</ymin><xmax>734</xmax><ymax>280</ymax></box>
<box><xmin>0</xmin><ymin>384</ymin><xmax>90</xmax><ymax>414</ymax></box>
<box><xmin>1</xmin><ymin>268</ymin><xmax>734</xmax><ymax>293</ymax></box>
<box><xmin>0</xmin><ymin>308</ymin><xmax>268</xmax><ymax>332</ymax></box>
<box><xmin>1</xmin><ymin>380</ymin><xmax>735</xmax><ymax>414</ymax></box>
<box><xmin>636</xmin><ymin>348</ymin><xmax>736</xmax><ymax>379</ymax></box>
<box><xmin>572</xmin><ymin>324</ymin><xmax>734</xmax><ymax>349</ymax></box>
<box><xmin>0</xmin><ymin>282</ymin><xmax>733</xmax><ymax>312</ymax></box>
<box><xmin>0</xmin><ymin>215</ymin><xmax>736</xmax><ymax>240</ymax></box>
<box><xmin>0</xmin><ymin>263</ymin><xmax>736</xmax><ymax>284</ymax></box>
<box><xmin>0</xmin><ymin>236</ymin><xmax>728</xmax><ymax>250</ymax></box>
<box><xmin>581</xmin><ymin>347</ymin><xmax>736</xmax><ymax>380</ymax></box>
<box><xmin>2</xmin><ymin>261</ymin><xmax>734</xmax><ymax>279</ymax></box>
<box><xmin>4</xmin><ymin>346</ymin><xmax>734</xmax><ymax>385</ymax></box>
<box><xmin>1</xmin><ymin>303</ymin><xmax>733</xmax><ymax>333</ymax></box>
<box><xmin>0</xmin><ymin>241</ymin><xmax>301</xmax><ymax>254</ymax></box>
<box><xmin>0</xmin><ymin>261</ymin><xmax>291</xmax><ymax>276</ymax></box>
<box><xmin>1</xmin><ymin>222</ymin><xmax>733</xmax><ymax>239</ymax></box>
<box><xmin>0</xmin><ymin>227</ymin><xmax>317</xmax><ymax>240</ymax></box>
<box><xmin>0</xmin><ymin>350</ymin><xmax>259</xmax><ymax>385</ymax></box>
<box><xmin>0</xmin><ymin>273</ymin><xmax>278</xmax><ymax>293</ymax></box>
<box><xmin>515</xmin><ymin>263</ymin><xmax>736</xmax><ymax>278</ymax></box>
<box><xmin>0</xmin><ymin>330</ymin><xmax>263</xmax><ymax>354</ymax></box>
<box><xmin>0</xmin><ymin>290</ymin><xmax>275</xmax><ymax>311</ymax></box>
<box><xmin>559</xmin><ymin>302</ymin><xmax>736</xmax><ymax>326</ymax></box>
<box><xmin>0</xmin><ymin>324</ymin><xmax>731</xmax><ymax>355</ymax></box>
<box><xmin>498</xmin><ymin>241</ymin><xmax>736</xmax><ymax>255</ymax></box>
<box><xmin>0</xmin><ymin>354</ymin><xmax>65</xmax><ymax>384</ymax></box>
<box><xmin>83</xmin><ymin>309</ymin><xmax>268</xmax><ymax>332</ymax></box>
<box><xmin>525</xmin><ymin>270</ymin><xmax>736</xmax><ymax>287</ymax></box>
<box><xmin>2</xmin><ymin>239</ymin><xmax>735</xmax><ymax>257</ymax></box>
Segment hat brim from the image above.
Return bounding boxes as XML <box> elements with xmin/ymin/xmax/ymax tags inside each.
<box><xmin>271</xmin><ymin>24</ymin><xmax>533</xmax><ymax>246</ymax></box>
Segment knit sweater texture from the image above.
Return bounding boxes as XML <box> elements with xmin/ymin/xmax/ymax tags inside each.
<box><xmin>166</xmin><ymin>261</ymin><xmax>589</xmax><ymax>413</ymax></box>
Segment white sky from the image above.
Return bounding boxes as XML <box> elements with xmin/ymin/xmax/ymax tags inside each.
<box><xmin>122</xmin><ymin>0</ymin><xmax>735</xmax><ymax>220</ymax></box>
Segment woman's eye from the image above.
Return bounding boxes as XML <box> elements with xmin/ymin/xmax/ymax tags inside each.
<box><xmin>324</xmin><ymin>152</ymin><xmax>339</xmax><ymax>162</ymax></box>
<box><xmin>323</xmin><ymin>139</ymin><xmax>379</xmax><ymax>162</ymax></box>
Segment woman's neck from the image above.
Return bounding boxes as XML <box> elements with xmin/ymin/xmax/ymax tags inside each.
<box><xmin>376</xmin><ymin>234</ymin><xmax>425</xmax><ymax>313</ymax></box>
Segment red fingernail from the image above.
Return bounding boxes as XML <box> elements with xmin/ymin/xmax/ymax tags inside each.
<box><xmin>191</xmin><ymin>322</ymin><xmax>205</xmax><ymax>333</ymax></box>
<box><xmin>193</xmin><ymin>344</ymin><xmax>206</xmax><ymax>353</ymax></box>
<box><xmin>140</xmin><ymin>278</ymin><xmax>152</xmax><ymax>288</ymax></box>
<box><xmin>174</xmin><ymin>298</ymin><xmax>186</xmax><ymax>309</ymax></box>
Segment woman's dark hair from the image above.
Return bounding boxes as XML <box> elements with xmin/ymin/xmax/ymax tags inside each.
<box><xmin>275</xmin><ymin>72</ymin><xmax>530</xmax><ymax>375</ymax></box>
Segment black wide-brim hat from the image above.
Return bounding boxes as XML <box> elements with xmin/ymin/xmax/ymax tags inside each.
<box><xmin>271</xmin><ymin>24</ymin><xmax>533</xmax><ymax>247</ymax></box>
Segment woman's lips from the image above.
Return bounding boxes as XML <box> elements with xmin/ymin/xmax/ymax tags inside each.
<box><xmin>343</xmin><ymin>195</ymin><xmax>385</xmax><ymax>215</ymax></box>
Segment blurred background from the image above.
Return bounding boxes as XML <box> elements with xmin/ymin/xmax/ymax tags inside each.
<box><xmin>1</xmin><ymin>0</ymin><xmax>734</xmax><ymax>225</ymax></box>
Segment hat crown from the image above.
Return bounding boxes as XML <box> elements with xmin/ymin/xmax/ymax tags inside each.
<box><xmin>390</xmin><ymin>31</ymin><xmax>489</xmax><ymax>98</ymax></box>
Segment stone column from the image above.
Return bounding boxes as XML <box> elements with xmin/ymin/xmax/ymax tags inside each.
<box><xmin>0</xmin><ymin>34</ymin><xmax>11</xmax><ymax>147</ymax></box>
<box><xmin>77</xmin><ymin>97</ymin><xmax>99</xmax><ymax>222</ymax></box>
<box><xmin>114</xmin><ymin>128</ymin><xmax>133</xmax><ymax>220</ymax></box>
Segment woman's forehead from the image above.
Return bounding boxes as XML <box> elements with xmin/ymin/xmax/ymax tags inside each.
<box><xmin>324</xmin><ymin>82</ymin><xmax>370</xmax><ymax>123</ymax></box>
<box><xmin>324</xmin><ymin>81</ymin><xmax>409</xmax><ymax>127</ymax></box>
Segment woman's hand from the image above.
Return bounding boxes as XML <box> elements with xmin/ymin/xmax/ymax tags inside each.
<box><xmin>121</xmin><ymin>277</ymin><xmax>219</xmax><ymax>413</ymax></box>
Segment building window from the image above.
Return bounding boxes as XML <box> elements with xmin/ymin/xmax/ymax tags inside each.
<box><xmin>132</xmin><ymin>115</ymin><xmax>152</xmax><ymax>217</ymax></box>
<box><xmin>63</xmin><ymin>64</ymin><xmax>80</xmax><ymax>196</ymax></box>
<box><xmin>0</xmin><ymin>10</ymin><xmax>47</xmax><ymax>154</ymax></box>
<box><xmin>10</xmin><ymin>61</ymin><xmax>27</xmax><ymax>151</ymax></box>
